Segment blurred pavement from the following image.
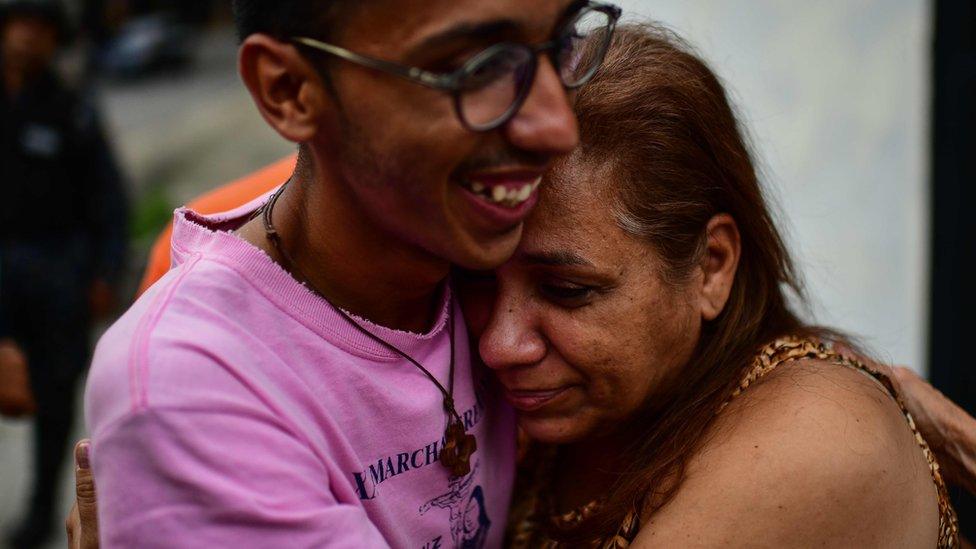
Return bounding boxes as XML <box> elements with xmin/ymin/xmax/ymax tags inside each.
<box><xmin>102</xmin><ymin>27</ymin><xmax>293</xmax><ymax>205</ymax></box>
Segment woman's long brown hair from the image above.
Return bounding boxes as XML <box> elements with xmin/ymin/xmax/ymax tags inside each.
<box><xmin>559</xmin><ymin>23</ymin><xmax>841</xmax><ymax>541</ymax></box>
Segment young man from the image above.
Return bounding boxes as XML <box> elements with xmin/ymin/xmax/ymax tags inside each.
<box><xmin>85</xmin><ymin>0</ymin><xmax>619</xmax><ymax>546</ymax></box>
<box><xmin>1</xmin><ymin>0</ymin><xmax>127</xmax><ymax>546</ymax></box>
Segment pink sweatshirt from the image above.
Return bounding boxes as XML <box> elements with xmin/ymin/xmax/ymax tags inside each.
<box><xmin>85</xmin><ymin>195</ymin><xmax>516</xmax><ymax>548</ymax></box>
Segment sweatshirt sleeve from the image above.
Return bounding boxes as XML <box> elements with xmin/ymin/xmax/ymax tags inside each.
<box><xmin>93</xmin><ymin>405</ymin><xmax>389</xmax><ymax>548</ymax></box>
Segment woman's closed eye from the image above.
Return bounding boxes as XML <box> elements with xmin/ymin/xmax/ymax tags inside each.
<box><xmin>538</xmin><ymin>282</ymin><xmax>598</xmax><ymax>308</ymax></box>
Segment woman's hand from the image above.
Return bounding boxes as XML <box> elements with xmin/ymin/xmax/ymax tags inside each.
<box><xmin>66</xmin><ymin>440</ymin><xmax>99</xmax><ymax>549</ymax></box>
<box><xmin>892</xmin><ymin>366</ymin><xmax>976</xmax><ymax>496</ymax></box>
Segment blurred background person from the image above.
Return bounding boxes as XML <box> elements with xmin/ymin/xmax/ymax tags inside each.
<box><xmin>81</xmin><ymin>0</ymin><xmax>216</xmax><ymax>80</ymax></box>
<box><xmin>0</xmin><ymin>0</ymin><xmax>128</xmax><ymax>546</ymax></box>
<box><xmin>0</xmin><ymin>331</ymin><xmax>34</xmax><ymax>419</ymax></box>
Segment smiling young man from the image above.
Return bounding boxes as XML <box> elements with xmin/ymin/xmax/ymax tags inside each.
<box><xmin>84</xmin><ymin>0</ymin><xmax>619</xmax><ymax>546</ymax></box>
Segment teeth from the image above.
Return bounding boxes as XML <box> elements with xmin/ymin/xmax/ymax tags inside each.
<box><xmin>492</xmin><ymin>185</ymin><xmax>508</xmax><ymax>203</ymax></box>
<box><xmin>467</xmin><ymin>177</ymin><xmax>542</xmax><ymax>207</ymax></box>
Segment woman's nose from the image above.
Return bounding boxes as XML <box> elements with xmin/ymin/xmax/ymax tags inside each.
<box><xmin>478</xmin><ymin>296</ymin><xmax>547</xmax><ymax>371</ymax></box>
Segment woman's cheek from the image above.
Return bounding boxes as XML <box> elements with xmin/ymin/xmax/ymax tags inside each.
<box><xmin>599</xmin><ymin>345</ymin><xmax>656</xmax><ymax>418</ymax></box>
<box><xmin>574</xmin><ymin>344</ymin><xmax>629</xmax><ymax>405</ymax></box>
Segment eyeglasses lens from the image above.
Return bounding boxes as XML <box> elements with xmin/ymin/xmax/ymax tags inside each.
<box><xmin>557</xmin><ymin>8</ymin><xmax>614</xmax><ymax>88</ymax></box>
<box><xmin>459</xmin><ymin>46</ymin><xmax>533</xmax><ymax>130</ymax></box>
<box><xmin>458</xmin><ymin>6</ymin><xmax>614</xmax><ymax>130</ymax></box>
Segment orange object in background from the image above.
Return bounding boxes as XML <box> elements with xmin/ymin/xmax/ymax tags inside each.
<box><xmin>137</xmin><ymin>154</ymin><xmax>297</xmax><ymax>295</ymax></box>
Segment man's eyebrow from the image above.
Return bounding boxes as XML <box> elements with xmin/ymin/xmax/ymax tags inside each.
<box><xmin>520</xmin><ymin>250</ymin><xmax>595</xmax><ymax>267</ymax></box>
<box><xmin>407</xmin><ymin>19</ymin><xmax>522</xmax><ymax>58</ymax></box>
<box><xmin>406</xmin><ymin>1</ymin><xmax>587</xmax><ymax>58</ymax></box>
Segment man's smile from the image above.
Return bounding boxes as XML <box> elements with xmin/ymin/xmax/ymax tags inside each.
<box><xmin>461</xmin><ymin>172</ymin><xmax>543</xmax><ymax>208</ymax></box>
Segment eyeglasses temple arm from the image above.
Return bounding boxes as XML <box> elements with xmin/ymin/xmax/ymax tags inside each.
<box><xmin>292</xmin><ymin>37</ymin><xmax>458</xmax><ymax>91</ymax></box>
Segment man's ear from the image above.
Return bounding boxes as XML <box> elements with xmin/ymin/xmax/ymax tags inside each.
<box><xmin>238</xmin><ymin>34</ymin><xmax>326</xmax><ymax>144</ymax></box>
<box><xmin>699</xmin><ymin>214</ymin><xmax>741</xmax><ymax>321</ymax></box>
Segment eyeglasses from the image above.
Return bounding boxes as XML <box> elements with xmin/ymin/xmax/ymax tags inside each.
<box><xmin>292</xmin><ymin>1</ymin><xmax>621</xmax><ymax>132</ymax></box>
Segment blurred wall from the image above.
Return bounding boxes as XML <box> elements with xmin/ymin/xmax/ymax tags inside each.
<box><xmin>615</xmin><ymin>0</ymin><xmax>932</xmax><ymax>371</ymax></box>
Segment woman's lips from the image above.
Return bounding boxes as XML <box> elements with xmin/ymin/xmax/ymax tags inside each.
<box><xmin>504</xmin><ymin>386</ymin><xmax>571</xmax><ymax>412</ymax></box>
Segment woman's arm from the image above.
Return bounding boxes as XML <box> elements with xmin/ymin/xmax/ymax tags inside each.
<box><xmin>632</xmin><ymin>360</ymin><xmax>941</xmax><ymax>547</ymax></box>
<box><xmin>829</xmin><ymin>345</ymin><xmax>976</xmax><ymax>497</ymax></box>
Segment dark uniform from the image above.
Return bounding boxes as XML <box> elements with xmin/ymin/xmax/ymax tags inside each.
<box><xmin>0</xmin><ymin>57</ymin><xmax>128</xmax><ymax>544</ymax></box>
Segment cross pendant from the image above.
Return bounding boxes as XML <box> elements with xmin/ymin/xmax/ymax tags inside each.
<box><xmin>439</xmin><ymin>421</ymin><xmax>477</xmax><ymax>477</ymax></box>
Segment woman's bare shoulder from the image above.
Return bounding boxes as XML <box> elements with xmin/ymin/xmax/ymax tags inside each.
<box><xmin>633</xmin><ymin>359</ymin><xmax>941</xmax><ymax>548</ymax></box>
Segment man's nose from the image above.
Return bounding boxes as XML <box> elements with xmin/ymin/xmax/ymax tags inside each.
<box><xmin>503</xmin><ymin>56</ymin><xmax>580</xmax><ymax>156</ymax></box>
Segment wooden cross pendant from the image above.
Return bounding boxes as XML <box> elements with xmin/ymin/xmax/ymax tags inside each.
<box><xmin>439</xmin><ymin>420</ymin><xmax>477</xmax><ymax>477</ymax></box>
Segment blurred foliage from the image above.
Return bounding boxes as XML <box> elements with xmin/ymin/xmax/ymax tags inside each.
<box><xmin>130</xmin><ymin>184</ymin><xmax>174</xmax><ymax>248</ymax></box>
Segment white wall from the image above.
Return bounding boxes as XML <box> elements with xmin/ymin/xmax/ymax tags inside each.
<box><xmin>613</xmin><ymin>0</ymin><xmax>932</xmax><ymax>371</ymax></box>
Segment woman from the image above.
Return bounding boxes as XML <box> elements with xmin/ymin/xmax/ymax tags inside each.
<box><xmin>459</xmin><ymin>24</ymin><xmax>958</xmax><ymax>546</ymax></box>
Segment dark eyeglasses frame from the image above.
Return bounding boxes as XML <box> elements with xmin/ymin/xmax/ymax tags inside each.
<box><xmin>292</xmin><ymin>1</ymin><xmax>622</xmax><ymax>131</ymax></box>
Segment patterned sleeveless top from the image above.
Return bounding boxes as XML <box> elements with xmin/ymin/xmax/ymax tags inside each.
<box><xmin>507</xmin><ymin>337</ymin><xmax>960</xmax><ymax>548</ymax></box>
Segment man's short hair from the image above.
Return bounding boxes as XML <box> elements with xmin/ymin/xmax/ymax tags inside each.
<box><xmin>231</xmin><ymin>0</ymin><xmax>349</xmax><ymax>43</ymax></box>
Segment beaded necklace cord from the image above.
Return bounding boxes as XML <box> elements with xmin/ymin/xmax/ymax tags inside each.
<box><xmin>260</xmin><ymin>182</ymin><xmax>477</xmax><ymax>477</ymax></box>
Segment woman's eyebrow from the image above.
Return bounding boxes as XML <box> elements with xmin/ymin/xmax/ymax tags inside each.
<box><xmin>520</xmin><ymin>250</ymin><xmax>594</xmax><ymax>267</ymax></box>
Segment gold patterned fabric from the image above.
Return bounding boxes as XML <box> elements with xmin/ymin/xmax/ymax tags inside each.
<box><xmin>506</xmin><ymin>443</ymin><xmax>638</xmax><ymax>549</ymax></box>
<box><xmin>507</xmin><ymin>336</ymin><xmax>960</xmax><ymax>548</ymax></box>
